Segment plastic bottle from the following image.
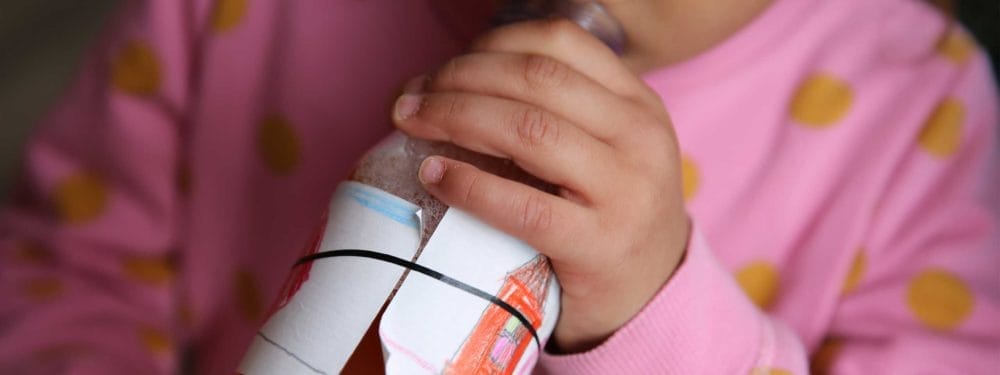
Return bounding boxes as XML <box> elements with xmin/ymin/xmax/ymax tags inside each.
<box><xmin>353</xmin><ymin>0</ymin><xmax>626</xmax><ymax>248</ymax></box>
<box><xmin>239</xmin><ymin>2</ymin><xmax>625</xmax><ymax>374</ymax></box>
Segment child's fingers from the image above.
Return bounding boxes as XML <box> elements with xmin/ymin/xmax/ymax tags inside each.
<box><xmin>427</xmin><ymin>52</ymin><xmax>652</xmax><ymax>144</ymax></box>
<box><xmin>470</xmin><ymin>18</ymin><xmax>662</xmax><ymax>109</ymax></box>
<box><xmin>418</xmin><ymin>156</ymin><xmax>590</xmax><ymax>261</ymax></box>
<box><xmin>394</xmin><ymin>91</ymin><xmax>616</xmax><ymax>197</ymax></box>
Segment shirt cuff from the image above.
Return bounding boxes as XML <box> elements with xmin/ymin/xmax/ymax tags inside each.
<box><xmin>537</xmin><ymin>224</ymin><xmax>765</xmax><ymax>374</ymax></box>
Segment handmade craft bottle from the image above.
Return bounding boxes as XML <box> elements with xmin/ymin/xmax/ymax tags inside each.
<box><xmin>239</xmin><ymin>2</ymin><xmax>625</xmax><ymax>374</ymax></box>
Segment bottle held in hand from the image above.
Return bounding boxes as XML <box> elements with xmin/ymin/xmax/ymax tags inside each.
<box><xmin>238</xmin><ymin>2</ymin><xmax>624</xmax><ymax>374</ymax></box>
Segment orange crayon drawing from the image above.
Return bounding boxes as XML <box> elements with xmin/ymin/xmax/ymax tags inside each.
<box><xmin>445</xmin><ymin>255</ymin><xmax>553</xmax><ymax>375</ymax></box>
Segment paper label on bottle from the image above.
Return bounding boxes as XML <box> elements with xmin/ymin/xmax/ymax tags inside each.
<box><xmin>238</xmin><ymin>182</ymin><xmax>560</xmax><ymax>375</ymax></box>
<box><xmin>239</xmin><ymin>182</ymin><xmax>421</xmax><ymax>374</ymax></box>
<box><xmin>380</xmin><ymin>209</ymin><xmax>560</xmax><ymax>375</ymax></box>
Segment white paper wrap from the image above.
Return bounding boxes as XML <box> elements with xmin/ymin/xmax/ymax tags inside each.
<box><xmin>239</xmin><ymin>182</ymin><xmax>560</xmax><ymax>374</ymax></box>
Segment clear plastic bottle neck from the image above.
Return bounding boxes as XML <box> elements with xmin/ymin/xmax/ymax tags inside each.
<box><xmin>493</xmin><ymin>0</ymin><xmax>626</xmax><ymax>55</ymax></box>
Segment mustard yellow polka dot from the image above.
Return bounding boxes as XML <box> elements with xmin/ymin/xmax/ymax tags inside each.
<box><xmin>138</xmin><ymin>326</ymin><xmax>173</xmax><ymax>355</ymax></box>
<box><xmin>790</xmin><ymin>73</ymin><xmax>854</xmax><ymax>128</ymax></box>
<box><xmin>178</xmin><ymin>302</ymin><xmax>196</xmax><ymax>328</ymax></box>
<box><xmin>111</xmin><ymin>41</ymin><xmax>161</xmax><ymax>96</ymax></box>
<box><xmin>22</xmin><ymin>278</ymin><xmax>63</xmax><ymax>301</ymax></box>
<box><xmin>122</xmin><ymin>256</ymin><xmax>175</xmax><ymax>285</ymax></box>
<box><xmin>918</xmin><ymin>98</ymin><xmax>964</xmax><ymax>158</ymax></box>
<box><xmin>750</xmin><ymin>368</ymin><xmax>793</xmax><ymax>375</ymax></box>
<box><xmin>681</xmin><ymin>156</ymin><xmax>700</xmax><ymax>202</ymax></box>
<box><xmin>842</xmin><ymin>250</ymin><xmax>866</xmax><ymax>294</ymax></box>
<box><xmin>54</xmin><ymin>172</ymin><xmax>108</xmax><ymax>225</ymax></box>
<box><xmin>936</xmin><ymin>29</ymin><xmax>974</xmax><ymax>65</ymax></box>
<box><xmin>235</xmin><ymin>269</ymin><xmax>263</xmax><ymax>321</ymax></box>
<box><xmin>13</xmin><ymin>241</ymin><xmax>54</xmax><ymax>264</ymax></box>
<box><xmin>257</xmin><ymin>115</ymin><xmax>301</xmax><ymax>175</ymax></box>
<box><xmin>907</xmin><ymin>268</ymin><xmax>974</xmax><ymax>330</ymax></box>
<box><xmin>212</xmin><ymin>0</ymin><xmax>249</xmax><ymax>32</ymax></box>
<box><xmin>736</xmin><ymin>261</ymin><xmax>780</xmax><ymax>309</ymax></box>
<box><xmin>810</xmin><ymin>337</ymin><xmax>843</xmax><ymax>375</ymax></box>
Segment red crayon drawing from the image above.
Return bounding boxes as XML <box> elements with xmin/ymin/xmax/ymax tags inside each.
<box><xmin>264</xmin><ymin>209</ymin><xmax>328</xmax><ymax>320</ymax></box>
<box><xmin>445</xmin><ymin>255</ymin><xmax>553</xmax><ymax>375</ymax></box>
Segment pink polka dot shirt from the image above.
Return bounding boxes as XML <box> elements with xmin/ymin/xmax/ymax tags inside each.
<box><xmin>1</xmin><ymin>0</ymin><xmax>997</xmax><ymax>373</ymax></box>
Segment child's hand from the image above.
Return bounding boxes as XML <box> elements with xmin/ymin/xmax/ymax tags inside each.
<box><xmin>393</xmin><ymin>19</ymin><xmax>690</xmax><ymax>353</ymax></box>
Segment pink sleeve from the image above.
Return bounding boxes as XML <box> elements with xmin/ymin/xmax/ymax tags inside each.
<box><xmin>0</xmin><ymin>1</ymin><xmax>199</xmax><ymax>373</ymax></box>
<box><xmin>537</xmin><ymin>227</ymin><xmax>810</xmax><ymax>374</ymax></box>
<box><xmin>538</xmin><ymin>46</ymin><xmax>1000</xmax><ymax>375</ymax></box>
<box><xmin>822</xmin><ymin>49</ymin><xmax>1000</xmax><ymax>374</ymax></box>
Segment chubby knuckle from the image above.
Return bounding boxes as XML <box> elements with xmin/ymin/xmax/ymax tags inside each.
<box><xmin>643</xmin><ymin>123</ymin><xmax>672</xmax><ymax>148</ymax></box>
<box><xmin>458</xmin><ymin>171</ymin><xmax>482</xmax><ymax>206</ymax></box>
<box><xmin>632</xmin><ymin>116</ymin><xmax>673</xmax><ymax>148</ymax></box>
<box><xmin>519</xmin><ymin>194</ymin><xmax>553</xmax><ymax>234</ymax></box>
<box><xmin>634</xmin><ymin>110</ymin><xmax>665</xmax><ymax>130</ymax></box>
<box><xmin>631</xmin><ymin>85</ymin><xmax>665</xmax><ymax>107</ymax></box>
<box><xmin>515</xmin><ymin>108</ymin><xmax>560</xmax><ymax>147</ymax></box>
<box><xmin>523</xmin><ymin>54</ymin><xmax>569</xmax><ymax>89</ymax></box>
<box><xmin>541</xmin><ymin>18</ymin><xmax>583</xmax><ymax>46</ymax></box>
<box><xmin>613</xmin><ymin>112</ymin><xmax>651</xmax><ymax>143</ymax></box>
<box><xmin>431</xmin><ymin>94</ymin><xmax>465</xmax><ymax>123</ymax></box>
<box><xmin>635</xmin><ymin>136</ymin><xmax>673</xmax><ymax>167</ymax></box>
<box><xmin>435</xmin><ymin>56</ymin><xmax>470</xmax><ymax>88</ymax></box>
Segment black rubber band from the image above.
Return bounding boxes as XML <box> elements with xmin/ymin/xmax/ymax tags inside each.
<box><xmin>295</xmin><ymin>249</ymin><xmax>542</xmax><ymax>349</ymax></box>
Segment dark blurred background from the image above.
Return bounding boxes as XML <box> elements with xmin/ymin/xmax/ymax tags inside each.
<box><xmin>0</xmin><ymin>0</ymin><xmax>998</xmax><ymax>199</ymax></box>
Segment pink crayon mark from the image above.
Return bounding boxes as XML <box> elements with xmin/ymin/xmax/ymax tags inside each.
<box><xmin>380</xmin><ymin>335</ymin><xmax>440</xmax><ymax>373</ymax></box>
<box><xmin>264</xmin><ymin>209</ymin><xmax>328</xmax><ymax>320</ymax></box>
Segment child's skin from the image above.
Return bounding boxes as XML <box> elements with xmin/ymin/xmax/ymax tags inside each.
<box><xmin>393</xmin><ymin>0</ymin><xmax>774</xmax><ymax>352</ymax></box>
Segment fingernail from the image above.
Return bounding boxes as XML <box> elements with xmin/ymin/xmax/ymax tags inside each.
<box><xmin>419</xmin><ymin>157</ymin><xmax>445</xmax><ymax>185</ymax></box>
<box><xmin>403</xmin><ymin>75</ymin><xmax>426</xmax><ymax>94</ymax></box>
<box><xmin>394</xmin><ymin>94</ymin><xmax>422</xmax><ymax>121</ymax></box>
